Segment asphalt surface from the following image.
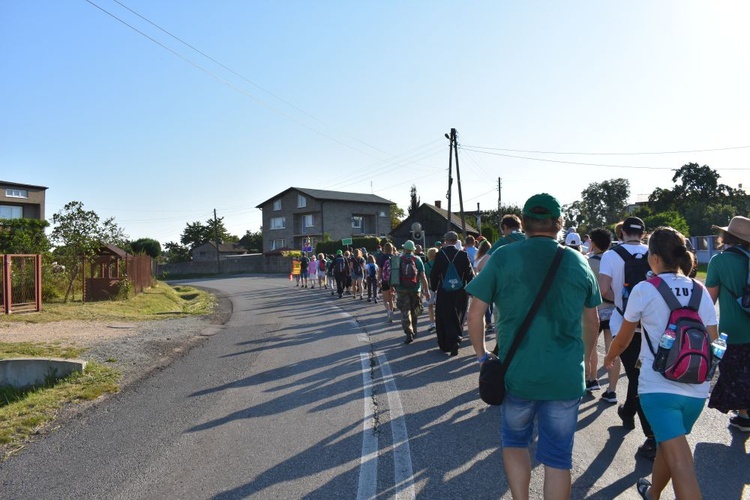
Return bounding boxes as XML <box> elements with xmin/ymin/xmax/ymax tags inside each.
<box><xmin>0</xmin><ymin>275</ymin><xmax>747</xmax><ymax>499</ymax></box>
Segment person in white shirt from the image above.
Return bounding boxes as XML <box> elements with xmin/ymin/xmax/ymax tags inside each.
<box><xmin>598</xmin><ymin>216</ymin><xmax>655</xmax><ymax>458</ymax></box>
<box><xmin>604</xmin><ymin>226</ymin><xmax>717</xmax><ymax>500</ymax></box>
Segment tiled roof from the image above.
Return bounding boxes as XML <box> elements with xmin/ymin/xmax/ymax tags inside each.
<box><xmin>256</xmin><ymin>187</ymin><xmax>393</xmax><ymax>208</ymax></box>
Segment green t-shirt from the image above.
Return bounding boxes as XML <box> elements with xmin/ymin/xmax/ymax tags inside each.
<box><xmin>394</xmin><ymin>252</ymin><xmax>426</xmax><ymax>293</ymax></box>
<box><xmin>705</xmin><ymin>248</ymin><xmax>750</xmax><ymax>345</ymax></box>
<box><xmin>466</xmin><ymin>237</ymin><xmax>601</xmax><ymax>400</ymax></box>
<box><xmin>487</xmin><ymin>231</ymin><xmax>525</xmax><ymax>256</ymax></box>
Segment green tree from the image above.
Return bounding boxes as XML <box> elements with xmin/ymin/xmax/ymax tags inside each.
<box><xmin>562</xmin><ymin>201</ymin><xmax>585</xmax><ymax>232</ymax></box>
<box><xmin>180</xmin><ymin>217</ymin><xmax>234</xmax><ymax>249</ymax></box>
<box><xmin>0</xmin><ymin>218</ymin><xmax>50</xmax><ymax>254</ymax></box>
<box><xmin>390</xmin><ymin>204</ymin><xmax>405</xmax><ymax>230</ymax></box>
<box><xmin>408</xmin><ymin>185</ymin><xmax>420</xmax><ymax>216</ymax></box>
<box><xmin>579</xmin><ymin>178</ymin><xmax>630</xmax><ymax>229</ymax></box>
<box><xmin>163</xmin><ymin>241</ymin><xmax>191</xmax><ymax>263</ymax></box>
<box><xmin>50</xmin><ymin>201</ymin><xmax>128</xmax><ymax>302</ymax></box>
<box><xmin>641</xmin><ymin>210</ymin><xmax>690</xmax><ymax>236</ymax></box>
<box><xmin>648</xmin><ymin>163</ymin><xmax>749</xmax><ymax>235</ymax></box>
<box><xmin>238</xmin><ymin>230</ymin><xmax>263</xmax><ymax>253</ymax></box>
<box><xmin>130</xmin><ymin>238</ymin><xmax>162</xmax><ymax>258</ymax></box>
<box><xmin>480</xmin><ymin>204</ymin><xmax>523</xmax><ymax>239</ymax></box>
<box><xmin>671</xmin><ymin>163</ymin><xmax>721</xmax><ymax>201</ymax></box>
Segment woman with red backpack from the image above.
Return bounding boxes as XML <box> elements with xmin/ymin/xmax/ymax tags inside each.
<box><xmin>604</xmin><ymin>227</ymin><xmax>718</xmax><ymax>500</ymax></box>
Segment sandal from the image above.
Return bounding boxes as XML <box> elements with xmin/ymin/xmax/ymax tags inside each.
<box><xmin>636</xmin><ymin>478</ymin><xmax>651</xmax><ymax>500</ymax></box>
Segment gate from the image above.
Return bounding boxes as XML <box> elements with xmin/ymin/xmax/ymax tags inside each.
<box><xmin>1</xmin><ymin>254</ymin><xmax>42</xmax><ymax>314</ymax></box>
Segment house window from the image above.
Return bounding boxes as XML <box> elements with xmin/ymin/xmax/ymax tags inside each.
<box><xmin>273</xmin><ymin>199</ymin><xmax>282</xmax><ymax>211</ymax></box>
<box><xmin>297</xmin><ymin>195</ymin><xmax>307</xmax><ymax>208</ymax></box>
<box><xmin>351</xmin><ymin>216</ymin><xmax>363</xmax><ymax>229</ymax></box>
<box><xmin>5</xmin><ymin>188</ymin><xmax>28</xmax><ymax>199</ymax></box>
<box><xmin>303</xmin><ymin>215</ymin><xmax>314</xmax><ymax>227</ymax></box>
<box><xmin>271</xmin><ymin>239</ymin><xmax>286</xmax><ymax>250</ymax></box>
<box><xmin>270</xmin><ymin>216</ymin><xmax>286</xmax><ymax>230</ymax></box>
<box><xmin>0</xmin><ymin>205</ymin><xmax>23</xmax><ymax>219</ymax></box>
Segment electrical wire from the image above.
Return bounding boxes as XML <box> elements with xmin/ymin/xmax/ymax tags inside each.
<box><xmin>110</xmin><ymin>0</ymin><xmax>388</xmax><ymax>156</ymax></box>
<box><xmin>83</xmin><ymin>0</ymin><xmax>388</xmax><ymax>162</ymax></box>
<box><xmin>460</xmin><ymin>146</ymin><xmax>750</xmax><ymax>171</ymax></box>
<box><xmin>462</xmin><ymin>144</ymin><xmax>750</xmax><ymax>156</ymax></box>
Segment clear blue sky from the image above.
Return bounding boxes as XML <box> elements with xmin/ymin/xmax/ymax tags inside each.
<box><xmin>2</xmin><ymin>1</ymin><xmax>748</xmax><ymax>244</ymax></box>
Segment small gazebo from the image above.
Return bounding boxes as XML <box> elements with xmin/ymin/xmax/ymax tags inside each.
<box><xmin>84</xmin><ymin>244</ymin><xmax>129</xmax><ymax>302</ymax></box>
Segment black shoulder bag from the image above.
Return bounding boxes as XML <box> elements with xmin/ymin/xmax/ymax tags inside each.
<box><xmin>479</xmin><ymin>245</ymin><xmax>566</xmax><ymax>405</ymax></box>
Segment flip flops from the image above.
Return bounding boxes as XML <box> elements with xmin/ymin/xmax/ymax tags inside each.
<box><xmin>636</xmin><ymin>478</ymin><xmax>651</xmax><ymax>499</ymax></box>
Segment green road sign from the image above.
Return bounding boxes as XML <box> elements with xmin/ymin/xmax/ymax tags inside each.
<box><xmin>341</xmin><ymin>238</ymin><xmax>353</xmax><ymax>245</ymax></box>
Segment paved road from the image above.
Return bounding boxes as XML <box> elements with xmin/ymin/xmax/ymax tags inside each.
<box><xmin>0</xmin><ymin>275</ymin><xmax>747</xmax><ymax>499</ymax></box>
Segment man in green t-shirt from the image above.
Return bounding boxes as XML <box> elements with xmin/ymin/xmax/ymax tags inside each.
<box><xmin>487</xmin><ymin>214</ymin><xmax>525</xmax><ymax>255</ymax></box>
<box><xmin>466</xmin><ymin>193</ymin><xmax>600</xmax><ymax>499</ymax></box>
<box><xmin>394</xmin><ymin>240</ymin><xmax>430</xmax><ymax>344</ymax></box>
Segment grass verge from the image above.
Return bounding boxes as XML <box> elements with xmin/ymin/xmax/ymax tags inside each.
<box><xmin>0</xmin><ymin>282</ymin><xmax>215</xmax><ymax>460</ymax></box>
<box><xmin>0</xmin><ymin>358</ymin><xmax>120</xmax><ymax>459</ymax></box>
<box><xmin>0</xmin><ymin>281</ymin><xmax>215</xmax><ymax>324</ymax></box>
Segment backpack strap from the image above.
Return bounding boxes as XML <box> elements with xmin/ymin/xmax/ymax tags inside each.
<box><xmin>643</xmin><ymin>276</ymin><xmax>669</xmax><ymax>357</ymax></box>
<box><xmin>612</xmin><ymin>244</ymin><xmax>634</xmax><ymax>262</ymax></box>
<box><xmin>500</xmin><ymin>245</ymin><xmax>565</xmax><ymax>371</ymax></box>
<box><xmin>725</xmin><ymin>246</ymin><xmax>750</xmax><ymax>286</ymax></box>
<box><xmin>440</xmin><ymin>248</ymin><xmax>458</xmax><ymax>263</ymax></box>
<box><xmin>649</xmin><ymin>276</ymin><xmax>682</xmax><ymax>311</ymax></box>
<box><xmin>687</xmin><ymin>278</ymin><xmax>703</xmax><ymax>311</ymax></box>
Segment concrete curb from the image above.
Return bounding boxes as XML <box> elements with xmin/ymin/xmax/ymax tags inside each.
<box><xmin>0</xmin><ymin>358</ymin><xmax>87</xmax><ymax>389</ymax></box>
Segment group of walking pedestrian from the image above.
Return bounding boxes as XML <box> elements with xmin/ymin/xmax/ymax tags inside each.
<box><xmin>464</xmin><ymin>193</ymin><xmax>749</xmax><ymax>500</ymax></box>
<box><xmin>292</xmin><ymin>197</ymin><xmax>750</xmax><ymax>500</ymax></box>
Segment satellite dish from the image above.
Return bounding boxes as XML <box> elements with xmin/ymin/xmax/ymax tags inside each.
<box><xmin>411</xmin><ymin>222</ymin><xmax>422</xmax><ymax>232</ymax></box>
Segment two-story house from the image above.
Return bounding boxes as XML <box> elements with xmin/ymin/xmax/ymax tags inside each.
<box><xmin>256</xmin><ymin>187</ymin><xmax>394</xmax><ymax>253</ymax></box>
<box><xmin>0</xmin><ymin>180</ymin><xmax>48</xmax><ymax>220</ymax></box>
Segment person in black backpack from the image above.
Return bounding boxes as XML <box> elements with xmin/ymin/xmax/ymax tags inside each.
<box><xmin>599</xmin><ymin>216</ymin><xmax>656</xmax><ymax>459</ymax></box>
<box><xmin>331</xmin><ymin>250</ymin><xmax>348</xmax><ymax>298</ymax></box>
<box><xmin>430</xmin><ymin>231</ymin><xmax>474</xmax><ymax>356</ymax></box>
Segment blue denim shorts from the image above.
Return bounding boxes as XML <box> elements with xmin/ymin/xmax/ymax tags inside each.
<box><xmin>501</xmin><ymin>392</ymin><xmax>581</xmax><ymax>470</ymax></box>
<box><xmin>639</xmin><ymin>393</ymin><xmax>705</xmax><ymax>443</ymax></box>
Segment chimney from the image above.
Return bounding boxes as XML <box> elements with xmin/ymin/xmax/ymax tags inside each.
<box><xmin>435</xmin><ymin>200</ymin><xmax>441</xmax><ymax>209</ymax></box>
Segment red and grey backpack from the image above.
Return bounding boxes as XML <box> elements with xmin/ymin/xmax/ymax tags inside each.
<box><xmin>644</xmin><ymin>276</ymin><xmax>712</xmax><ymax>384</ymax></box>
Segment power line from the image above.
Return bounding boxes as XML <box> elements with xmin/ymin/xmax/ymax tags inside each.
<box><xmin>462</xmin><ymin>144</ymin><xmax>750</xmax><ymax>156</ymax></box>
<box><xmin>110</xmin><ymin>0</ymin><xmax>387</xmax><ymax>156</ymax></box>
<box><xmin>460</xmin><ymin>146</ymin><xmax>750</xmax><ymax>171</ymax></box>
<box><xmin>83</xmin><ymin>0</ymin><xmax>387</xmax><ymax>161</ymax></box>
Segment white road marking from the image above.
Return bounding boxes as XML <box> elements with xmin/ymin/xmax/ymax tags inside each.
<box><xmin>376</xmin><ymin>351</ymin><xmax>416</xmax><ymax>500</ymax></box>
<box><xmin>357</xmin><ymin>353</ymin><xmax>378</xmax><ymax>500</ymax></box>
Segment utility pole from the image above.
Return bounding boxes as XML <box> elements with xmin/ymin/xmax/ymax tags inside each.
<box><xmin>476</xmin><ymin>202</ymin><xmax>481</xmax><ymax>235</ymax></box>
<box><xmin>214</xmin><ymin>209</ymin><xmax>221</xmax><ymax>274</ymax></box>
<box><xmin>497</xmin><ymin>177</ymin><xmax>503</xmax><ymax>233</ymax></box>
<box><xmin>445</xmin><ymin>130</ymin><xmax>454</xmax><ymax>233</ymax></box>
<box><xmin>453</xmin><ymin>128</ymin><xmax>467</xmax><ymax>238</ymax></box>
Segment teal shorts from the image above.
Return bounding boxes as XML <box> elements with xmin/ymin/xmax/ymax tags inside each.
<box><xmin>639</xmin><ymin>393</ymin><xmax>705</xmax><ymax>443</ymax></box>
